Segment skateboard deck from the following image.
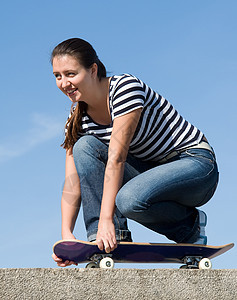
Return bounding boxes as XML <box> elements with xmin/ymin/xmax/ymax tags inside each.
<box><xmin>53</xmin><ymin>240</ymin><xmax>234</xmax><ymax>269</ymax></box>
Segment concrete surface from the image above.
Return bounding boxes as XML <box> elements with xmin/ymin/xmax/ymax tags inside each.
<box><xmin>0</xmin><ymin>268</ymin><xmax>237</xmax><ymax>300</ymax></box>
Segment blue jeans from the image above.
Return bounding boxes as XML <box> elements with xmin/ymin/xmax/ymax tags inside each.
<box><xmin>73</xmin><ymin>135</ymin><xmax>219</xmax><ymax>243</ymax></box>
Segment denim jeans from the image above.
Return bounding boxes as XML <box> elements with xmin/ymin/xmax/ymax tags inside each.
<box><xmin>73</xmin><ymin>135</ymin><xmax>219</xmax><ymax>243</ymax></box>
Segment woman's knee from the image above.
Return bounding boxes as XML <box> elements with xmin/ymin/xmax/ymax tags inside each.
<box><xmin>73</xmin><ymin>136</ymin><xmax>109</xmax><ymax>180</ymax></box>
<box><xmin>116</xmin><ymin>188</ymin><xmax>144</xmax><ymax>219</ymax></box>
<box><xmin>73</xmin><ymin>136</ymin><xmax>109</xmax><ymax>164</ymax></box>
<box><xmin>73</xmin><ymin>135</ymin><xmax>98</xmax><ymax>156</ymax></box>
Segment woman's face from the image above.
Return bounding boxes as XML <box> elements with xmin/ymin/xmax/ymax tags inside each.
<box><xmin>52</xmin><ymin>55</ymin><xmax>96</xmax><ymax>103</ymax></box>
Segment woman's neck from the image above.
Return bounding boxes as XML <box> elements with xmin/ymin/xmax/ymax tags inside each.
<box><xmin>85</xmin><ymin>77</ymin><xmax>111</xmax><ymax>125</ymax></box>
<box><xmin>86</xmin><ymin>77</ymin><xmax>110</xmax><ymax>110</ymax></box>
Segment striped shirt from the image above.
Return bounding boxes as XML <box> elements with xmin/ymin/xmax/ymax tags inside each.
<box><xmin>67</xmin><ymin>74</ymin><xmax>204</xmax><ymax>161</ymax></box>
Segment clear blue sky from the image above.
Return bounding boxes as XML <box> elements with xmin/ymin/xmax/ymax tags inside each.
<box><xmin>0</xmin><ymin>0</ymin><xmax>236</xmax><ymax>269</ymax></box>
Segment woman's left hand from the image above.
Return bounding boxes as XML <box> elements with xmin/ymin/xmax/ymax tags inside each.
<box><xmin>96</xmin><ymin>219</ymin><xmax>117</xmax><ymax>253</ymax></box>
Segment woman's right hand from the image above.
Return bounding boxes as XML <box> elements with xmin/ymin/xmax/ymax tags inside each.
<box><xmin>52</xmin><ymin>253</ymin><xmax>78</xmax><ymax>267</ymax></box>
<box><xmin>52</xmin><ymin>232</ymin><xmax>78</xmax><ymax>267</ymax></box>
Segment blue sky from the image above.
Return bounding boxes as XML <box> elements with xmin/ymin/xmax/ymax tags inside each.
<box><xmin>0</xmin><ymin>0</ymin><xmax>236</xmax><ymax>269</ymax></box>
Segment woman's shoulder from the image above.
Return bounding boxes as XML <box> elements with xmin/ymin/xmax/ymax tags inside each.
<box><xmin>110</xmin><ymin>73</ymin><xmax>144</xmax><ymax>93</ymax></box>
<box><xmin>111</xmin><ymin>73</ymin><xmax>140</xmax><ymax>83</ymax></box>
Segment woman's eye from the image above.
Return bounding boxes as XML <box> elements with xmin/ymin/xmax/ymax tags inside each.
<box><xmin>54</xmin><ymin>74</ymin><xmax>61</xmax><ymax>79</ymax></box>
<box><xmin>67</xmin><ymin>72</ymin><xmax>75</xmax><ymax>77</ymax></box>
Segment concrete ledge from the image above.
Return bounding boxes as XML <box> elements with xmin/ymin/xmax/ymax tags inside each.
<box><xmin>0</xmin><ymin>268</ymin><xmax>237</xmax><ymax>299</ymax></box>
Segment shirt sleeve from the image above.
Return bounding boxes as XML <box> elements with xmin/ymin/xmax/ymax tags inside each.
<box><xmin>110</xmin><ymin>74</ymin><xmax>145</xmax><ymax>120</ymax></box>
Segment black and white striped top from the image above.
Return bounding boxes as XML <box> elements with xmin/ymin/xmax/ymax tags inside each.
<box><xmin>67</xmin><ymin>74</ymin><xmax>204</xmax><ymax>161</ymax></box>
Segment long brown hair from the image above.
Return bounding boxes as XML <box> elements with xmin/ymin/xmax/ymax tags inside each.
<box><xmin>51</xmin><ymin>38</ymin><xmax>107</xmax><ymax>150</ymax></box>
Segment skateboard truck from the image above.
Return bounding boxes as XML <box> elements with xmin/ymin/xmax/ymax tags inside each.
<box><xmin>180</xmin><ymin>256</ymin><xmax>212</xmax><ymax>269</ymax></box>
<box><xmin>86</xmin><ymin>254</ymin><xmax>115</xmax><ymax>269</ymax></box>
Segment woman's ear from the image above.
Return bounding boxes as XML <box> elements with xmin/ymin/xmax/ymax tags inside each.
<box><xmin>91</xmin><ymin>63</ymin><xmax>98</xmax><ymax>78</ymax></box>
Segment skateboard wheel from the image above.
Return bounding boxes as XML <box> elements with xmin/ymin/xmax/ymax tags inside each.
<box><xmin>198</xmin><ymin>258</ymin><xmax>212</xmax><ymax>270</ymax></box>
<box><xmin>180</xmin><ymin>265</ymin><xmax>191</xmax><ymax>269</ymax></box>
<box><xmin>85</xmin><ymin>262</ymin><xmax>99</xmax><ymax>268</ymax></box>
<box><xmin>99</xmin><ymin>257</ymin><xmax>114</xmax><ymax>269</ymax></box>
<box><xmin>180</xmin><ymin>264</ymin><xmax>198</xmax><ymax>269</ymax></box>
<box><xmin>180</xmin><ymin>265</ymin><xmax>189</xmax><ymax>269</ymax></box>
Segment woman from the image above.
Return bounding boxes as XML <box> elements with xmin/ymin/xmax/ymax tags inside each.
<box><xmin>52</xmin><ymin>38</ymin><xmax>219</xmax><ymax>267</ymax></box>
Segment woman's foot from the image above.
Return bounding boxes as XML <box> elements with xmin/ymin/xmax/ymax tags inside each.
<box><xmin>193</xmin><ymin>210</ymin><xmax>207</xmax><ymax>245</ymax></box>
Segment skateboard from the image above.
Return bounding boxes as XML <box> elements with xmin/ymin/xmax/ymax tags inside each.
<box><xmin>53</xmin><ymin>240</ymin><xmax>234</xmax><ymax>269</ymax></box>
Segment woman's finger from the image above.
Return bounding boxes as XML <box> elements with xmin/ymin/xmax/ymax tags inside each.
<box><xmin>103</xmin><ymin>239</ymin><xmax>111</xmax><ymax>253</ymax></box>
<box><xmin>52</xmin><ymin>253</ymin><xmax>62</xmax><ymax>262</ymax></box>
<box><xmin>96</xmin><ymin>238</ymin><xmax>104</xmax><ymax>251</ymax></box>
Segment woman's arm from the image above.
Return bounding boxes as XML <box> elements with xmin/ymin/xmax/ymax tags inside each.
<box><xmin>61</xmin><ymin>147</ymin><xmax>81</xmax><ymax>239</ymax></box>
<box><xmin>97</xmin><ymin>108</ymin><xmax>142</xmax><ymax>252</ymax></box>
<box><xmin>52</xmin><ymin>148</ymin><xmax>81</xmax><ymax>267</ymax></box>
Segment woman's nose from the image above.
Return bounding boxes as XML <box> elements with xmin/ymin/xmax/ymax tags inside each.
<box><xmin>61</xmin><ymin>77</ymin><xmax>70</xmax><ymax>89</ymax></box>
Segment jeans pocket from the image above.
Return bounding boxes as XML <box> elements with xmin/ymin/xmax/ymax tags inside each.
<box><xmin>185</xmin><ymin>149</ymin><xmax>216</xmax><ymax>164</ymax></box>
